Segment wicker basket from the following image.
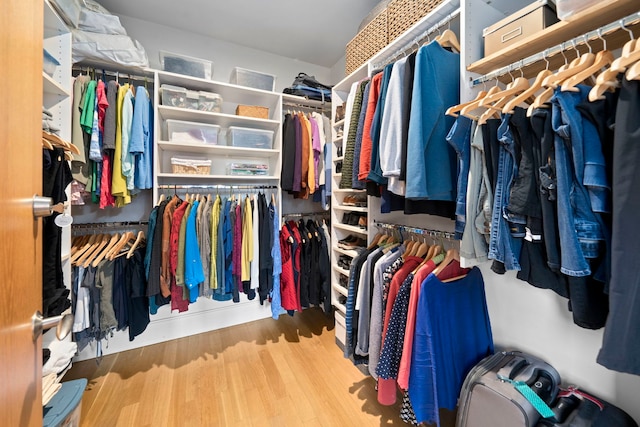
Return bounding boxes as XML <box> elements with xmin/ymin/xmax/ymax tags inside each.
<box><xmin>346</xmin><ymin>9</ymin><xmax>388</xmax><ymax>75</ymax></box>
<box><xmin>171</xmin><ymin>158</ymin><xmax>211</xmax><ymax>175</ymax></box>
<box><xmin>388</xmin><ymin>0</ymin><xmax>444</xmax><ymax>42</ymax></box>
<box><xmin>235</xmin><ymin>105</ymin><xmax>269</xmax><ymax>119</ymax></box>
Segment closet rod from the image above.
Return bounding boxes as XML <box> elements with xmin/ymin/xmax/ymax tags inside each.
<box><xmin>157</xmin><ymin>184</ymin><xmax>278</xmax><ymax>191</ymax></box>
<box><xmin>373</xmin><ymin>220</ymin><xmax>455</xmax><ymax>241</ymax></box>
<box><xmin>72</xmin><ymin>65</ymin><xmax>154</xmax><ymax>82</ymax></box>
<box><xmin>471</xmin><ymin>11</ymin><xmax>640</xmax><ymax>86</ymax></box>
<box><xmin>72</xmin><ymin>221</ymin><xmax>149</xmax><ymax>230</ymax></box>
<box><xmin>371</xmin><ymin>9</ymin><xmax>461</xmax><ymax>70</ymax></box>
<box><xmin>283</xmin><ymin>211</ymin><xmax>330</xmax><ymax>219</ymax></box>
<box><xmin>282</xmin><ymin>101</ymin><xmax>330</xmax><ymax>113</ymax></box>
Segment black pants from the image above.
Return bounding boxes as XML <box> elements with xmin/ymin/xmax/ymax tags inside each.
<box><xmin>598</xmin><ymin>78</ymin><xmax>640</xmax><ymax>375</ymax></box>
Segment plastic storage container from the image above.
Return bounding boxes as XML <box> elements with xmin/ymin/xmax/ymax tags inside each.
<box><xmin>167</xmin><ymin>119</ymin><xmax>220</xmax><ymax>145</ymax></box>
<box><xmin>43</xmin><ymin>378</ymin><xmax>87</xmax><ymax>427</ymax></box>
<box><xmin>43</xmin><ymin>49</ymin><xmax>60</xmax><ymax>77</ymax></box>
<box><xmin>228</xmin><ymin>126</ymin><xmax>274</xmax><ymax>149</ymax></box>
<box><xmin>556</xmin><ymin>0</ymin><xmax>599</xmax><ymax>20</ymax></box>
<box><xmin>160</xmin><ymin>84</ymin><xmax>200</xmax><ymax>110</ymax></box>
<box><xmin>198</xmin><ymin>91</ymin><xmax>223</xmax><ymax>112</ymax></box>
<box><xmin>160</xmin><ymin>51</ymin><xmax>213</xmax><ymax>80</ymax></box>
<box><xmin>171</xmin><ymin>157</ymin><xmax>212</xmax><ymax>175</ymax></box>
<box><xmin>230</xmin><ymin>67</ymin><xmax>276</xmax><ymax>91</ymax></box>
<box><xmin>226</xmin><ymin>161</ymin><xmax>269</xmax><ymax>176</ymax></box>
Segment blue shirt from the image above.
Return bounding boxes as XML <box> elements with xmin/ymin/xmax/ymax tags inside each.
<box><xmin>131</xmin><ymin>86</ymin><xmax>153</xmax><ymax>189</ymax></box>
<box><xmin>184</xmin><ymin>200</ymin><xmax>205</xmax><ymax>302</ymax></box>
<box><xmin>406</xmin><ymin>42</ymin><xmax>460</xmax><ymax>200</ymax></box>
<box><xmin>270</xmin><ymin>203</ymin><xmax>283</xmax><ymax>319</ymax></box>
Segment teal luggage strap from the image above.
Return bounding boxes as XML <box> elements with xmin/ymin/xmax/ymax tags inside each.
<box><xmin>497</xmin><ymin>374</ymin><xmax>555</xmax><ymax>419</ymax></box>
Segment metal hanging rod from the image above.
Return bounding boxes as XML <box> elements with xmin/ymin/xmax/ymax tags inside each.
<box><xmin>283</xmin><ymin>211</ymin><xmax>330</xmax><ymax>219</ymax></box>
<box><xmin>372</xmin><ymin>9</ymin><xmax>461</xmax><ymax>70</ymax></box>
<box><xmin>72</xmin><ymin>65</ymin><xmax>155</xmax><ymax>82</ymax></box>
<box><xmin>471</xmin><ymin>11</ymin><xmax>640</xmax><ymax>86</ymax></box>
<box><xmin>373</xmin><ymin>220</ymin><xmax>455</xmax><ymax>241</ymax></box>
<box><xmin>157</xmin><ymin>184</ymin><xmax>278</xmax><ymax>191</ymax></box>
<box><xmin>282</xmin><ymin>101</ymin><xmax>330</xmax><ymax>113</ymax></box>
<box><xmin>72</xmin><ymin>221</ymin><xmax>149</xmax><ymax>230</ymax></box>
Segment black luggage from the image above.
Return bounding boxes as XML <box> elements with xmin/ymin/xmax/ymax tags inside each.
<box><xmin>536</xmin><ymin>386</ymin><xmax>638</xmax><ymax>427</ymax></box>
<box><xmin>456</xmin><ymin>351</ymin><xmax>561</xmax><ymax>427</ymax></box>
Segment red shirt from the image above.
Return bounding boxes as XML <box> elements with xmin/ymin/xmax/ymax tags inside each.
<box><xmin>170</xmin><ymin>201</ymin><xmax>189</xmax><ymax>312</ymax></box>
<box><xmin>279</xmin><ymin>226</ymin><xmax>297</xmax><ymax>311</ymax></box>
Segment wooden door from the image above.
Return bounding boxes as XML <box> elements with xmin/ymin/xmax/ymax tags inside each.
<box><xmin>0</xmin><ymin>1</ymin><xmax>44</xmax><ymax>426</ymax></box>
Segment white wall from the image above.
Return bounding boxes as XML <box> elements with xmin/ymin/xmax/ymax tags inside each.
<box><xmin>330</xmin><ymin>55</ymin><xmax>347</xmax><ymax>85</ymax></box>
<box><xmin>117</xmin><ymin>15</ymin><xmax>332</xmax><ymax>93</ymax></box>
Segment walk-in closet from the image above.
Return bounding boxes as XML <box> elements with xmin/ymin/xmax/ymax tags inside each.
<box><xmin>3</xmin><ymin>0</ymin><xmax>640</xmax><ymax>425</ymax></box>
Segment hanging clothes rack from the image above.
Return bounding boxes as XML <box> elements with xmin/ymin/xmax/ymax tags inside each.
<box><xmin>283</xmin><ymin>211</ymin><xmax>331</xmax><ymax>219</ymax></box>
<box><xmin>71</xmin><ymin>65</ymin><xmax>155</xmax><ymax>82</ymax></box>
<box><xmin>471</xmin><ymin>11</ymin><xmax>640</xmax><ymax>86</ymax></box>
<box><xmin>282</xmin><ymin>94</ymin><xmax>331</xmax><ymax>112</ymax></box>
<box><xmin>157</xmin><ymin>184</ymin><xmax>278</xmax><ymax>191</ymax></box>
<box><xmin>373</xmin><ymin>220</ymin><xmax>456</xmax><ymax>241</ymax></box>
<box><xmin>72</xmin><ymin>221</ymin><xmax>149</xmax><ymax>232</ymax></box>
<box><xmin>371</xmin><ymin>9</ymin><xmax>461</xmax><ymax>71</ymax></box>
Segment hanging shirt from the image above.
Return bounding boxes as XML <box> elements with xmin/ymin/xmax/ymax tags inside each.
<box><xmin>241</xmin><ymin>196</ymin><xmax>253</xmax><ymax>281</ymax></box>
<box><xmin>112</xmin><ymin>83</ymin><xmax>130</xmax><ymax>205</ymax></box>
<box><xmin>250</xmin><ymin>194</ymin><xmax>260</xmax><ymax>290</ymax></box>
<box><xmin>176</xmin><ymin>202</ymin><xmax>192</xmax><ymax>292</ymax></box>
<box><xmin>292</xmin><ymin>115</ymin><xmax>303</xmax><ymax>193</ymax></box>
<box><xmin>359</xmin><ymin>73</ymin><xmax>383</xmax><ymax>181</ymax></box>
<box><xmin>299</xmin><ymin>113</ymin><xmax>311</xmax><ymax>198</ymax></box>
<box><xmin>103</xmin><ymin>80</ymin><xmax>118</xmax><ymax>151</ymax></box>
<box><xmin>170</xmin><ymin>200</ymin><xmax>190</xmax><ymax>313</ymax></box>
<box><xmin>210</xmin><ymin>195</ymin><xmax>221</xmax><ymax>290</ymax></box>
<box><xmin>198</xmin><ymin>197</ymin><xmax>213</xmax><ymax>297</ymax></box>
<box><xmin>121</xmin><ymin>88</ymin><xmax>136</xmax><ymax>192</ymax></box>
<box><xmin>131</xmin><ymin>86</ymin><xmax>153</xmax><ymax>190</ymax></box>
<box><xmin>71</xmin><ymin>75</ymin><xmax>91</xmax><ymax>184</ymax></box>
<box><xmin>270</xmin><ymin>202</ymin><xmax>282</xmax><ymax>319</ymax></box>
<box><xmin>281</xmin><ymin>114</ymin><xmax>296</xmax><ymax>191</ymax></box>
<box><xmin>279</xmin><ymin>224</ymin><xmax>297</xmax><ymax>312</ymax></box>
<box><xmin>312</xmin><ymin>112</ymin><xmax>327</xmax><ymax>189</ymax></box>
<box><xmin>160</xmin><ymin>196</ymin><xmax>180</xmax><ymax>298</ymax></box>
<box><xmin>185</xmin><ymin>200</ymin><xmax>205</xmax><ymax>302</ymax></box>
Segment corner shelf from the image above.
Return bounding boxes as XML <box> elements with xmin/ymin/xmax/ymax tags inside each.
<box><xmin>43</xmin><ymin>72</ymin><xmax>70</xmax><ymax>97</ymax></box>
<box><xmin>467</xmin><ymin>0</ymin><xmax>640</xmax><ymax>75</ymax></box>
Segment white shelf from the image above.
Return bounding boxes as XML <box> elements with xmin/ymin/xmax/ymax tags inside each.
<box><xmin>332</xmin><ymin>264</ymin><xmax>351</xmax><ymax>278</ymax></box>
<box><xmin>333</xmin><ymin>118</ymin><xmax>345</xmax><ymax>128</ymax></box>
<box><xmin>333</xmin><ymin>246</ymin><xmax>360</xmax><ymax>258</ymax></box>
<box><xmin>158</xmin><ymin>106</ymin><xmax>280</xmax><ymax>132</ymax></box>
<box><xmin>333</xmin><ymin>138</ymin><xmax>343</xmax><ymax>144</ymax></box>
<box><xmin>334</xmin><ymin>301</ymin><xmax>347</xmax><ymax>314</ymax></box>
<box><xmin>333</xmin><ymin>205</ymin><xmax>368</xmax><ymax>213</ymax></box>
<box><xmin>158</xmin><ymin>140</ymin><xmax>279</xmax><ymax>157</ymax></box>
<box><xmin>333</xmin><ymin>156</ymin><xmax>344</xmax><ymax>162</ymax></box>
<box><xmin>332</xmin><ymin>188</ymin><xmax>366</xmax><ymax>193</ymax></box>
<box><xmin>44</xmin><ymin>0</ymin><xmax>69</xmax><ymax>36</ymax></box>
<box><xmin>332</xmin><ymin>283</ymin><xmax>349</xmax><ymax>297</ymax></box>
<box><xmin>42</xmin><ymin>72</ymin><xmax>70</xmax><ymax>97</ymax></box>
<box><xmin>334</xmin><ymin>223</ymin><xmax>368</xmax><ymax>235</ymax></box>
<box><xmin>332</xmin><ymin>173</ymin><xmax>341</xmax><ymax>178</ymax></box>
<box><xmin>157</xmin><ymin>173</ymin><xmax>279</xmax><ymax>181</ymax></box>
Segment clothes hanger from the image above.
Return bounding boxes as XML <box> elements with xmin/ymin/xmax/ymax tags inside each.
<box><xmin>433</xmin><ymin>247</ymin><xmax>461</xmax><ymax>277</ymax></box>
<box><xmin>436</xmin><ymin>29</ymin><xmax>461</xmax><ymax>53</ymax></box>
<box><xmin>91</xmin><ymin>232</ymin><xmax>121</xmax><ymax>267</ymax></box>
<box><xmin>81</xmin><ymin>234</ymin><xmax>111</xmax><ymax>268</ymax></box>
<box><xmin>479</xmin><ymin>69</ymin><xmax>529</xmax><ymax>109</ymax></box>
<box><xmin>446</xmin><ymin>80</ymin><xmax>489</xmax><ymax>117</ymax></box>
<box><xmin>74</xmin><ymin>233</ymin><xmax>106</xmax><ymax>266</ymax></box>
<box><xmin>107</xmin><ymin>231</ymin><xmax>135</xmax><ymax>260</ymax></box>
<box><xmin>562</xmin><ymin>35</ymin><xmax>614</xmax><ymax>92</ymax></box>
<box><xmin>530</xmin><ymin>48</ymin><xmax>582</xmax><ymax>111</ymax></box>
<box><xmin>504</xmin><ymin>53</ymin><xmax>553</xmax><ymax>114</ymax></box>
<box><xmin>460</xmin><ymin>83</ymin><xmax>503</xmax><ymax>120</ymax></box>
<box><xmin>589</xmin><ymin>23</ymin><xmax>636</xmax><ymax>100</ymax></box>
<box><xmin>70</xmin><ymin>233</ymin><xmax>99</xmax><ymax>264</ymax></box>
<box><xmin>543</xmin><ymin>38</ymin><xmax>596</xmax><ymax>89</ymax></box>
<box><xmin>414</xmin><ymin>235</ymin><xmax>430</xmax><ymax>259</ymax></box>
<box><xmin>126</xmin><ymin>231</ymin><xmax>146</xmax><ymax>259</ymax></box>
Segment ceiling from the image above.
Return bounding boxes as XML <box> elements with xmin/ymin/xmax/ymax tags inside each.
<box><xmin>96</xmin><ymin>0</ymin><xmax>383</xmax><ymax>68</ymax></box>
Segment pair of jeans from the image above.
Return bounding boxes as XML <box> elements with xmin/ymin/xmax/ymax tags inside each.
<box><xmin>488</xmin><ymin>114</ymin><xmax>522</xmax><ymax>271</ymax></box>
<box><xmin>446</xmin><ymin>115</ymin><xmax>474</xmax><ymax>239</ymax></box>
<box><xmin>551</xmin><ymin>88</ymin><xmax>605</xmax><ymax>277</ymax></box>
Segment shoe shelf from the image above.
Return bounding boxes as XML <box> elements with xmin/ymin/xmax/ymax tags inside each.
<box><xmin>333</xmin><ymin>246</ymin><xmax>360</xmax><ymax>258</ymax></box>
<box><xmin>333</xmin><ymin>118</ymin><xmax>345</xmax><ymax>128</ymax></box>
<box><xmin>334</xmin><ymin>223</ymin><xmax>368</xmax><ymax>235</ymax></box>
<box><xmin>333</xmin><ymin>205</ymin><xmax>368</xmax><ymax>213</ymax></box>
<box><xmin>332</xmin><ymin>264</ymin><xmax>351</xmax><ymax>278</ymax></box>
<box><xmin>333</xmin><ymin>156</ymin><xmax>344</xmax><ymax>162</ymax></box>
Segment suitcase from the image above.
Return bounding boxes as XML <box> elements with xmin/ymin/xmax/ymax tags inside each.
<box><xmin>536</xmin><ymin>386</ymin><xmax>638</xmax><ymax>427</ymax></box>
<box><xmin>457</xmin><ymin>351</ymin><xmax>562</xmax><ymax>427</ymax></box>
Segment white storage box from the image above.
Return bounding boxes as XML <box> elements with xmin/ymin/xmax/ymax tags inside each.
<box><xmin>226</xmin><ymin>161</ymin><xmax>269</xmax><ymax>176</ymax></box>
<box><xmin>171</xmin><ymin>157</ymin><xmax>212</xmax><ymax>175</ymax></box>
<box><xmin>230</xmin><ymin>67</ymin><xmax>276</xmax><ymax>91</ymax></box>
<box><xmin>556</xmin><ymin>0</ymin><xmax>599</xmax><ymax>20</ymax></box>
<box><xmin>43</xmin><ymin>49</ymin><xmax>60</xmax><ymax>77</ymax></box>
<box><xmin>198</xmin><ymin>91</ymin><xmax>223</xmax><ymax>112</ymax></box>
<box><xmin>160</xmin><ymin>50</ymin><xmax>213</xmax><ymax>80</ymax></box>
<box><xmin>228</xmin><ymin>126</ymin><xmax>274</xmax><ymax>149</ymax></box>
<box><xmin>167</xmin><ymin>119</ymin><xmax>220</xmax><ymax>145</ymax></box>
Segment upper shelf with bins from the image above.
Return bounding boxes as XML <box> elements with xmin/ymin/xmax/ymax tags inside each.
<box><xmin>467</xmin><ymin>0</ymin><xmax>640</xmax><ymax>75</ymax></box>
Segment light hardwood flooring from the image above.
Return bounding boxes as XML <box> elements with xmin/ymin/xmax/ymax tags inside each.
<box><xmin>64</xmin><ymin>308</ymin><xmax>421</xmax><ymax>426</ymax></box>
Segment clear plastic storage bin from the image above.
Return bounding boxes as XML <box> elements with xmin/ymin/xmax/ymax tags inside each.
<box><xmin>556</xmin><ymin>0</ymin><xmax>599</xmax><ymax>20</ymax></box>
<box><xmin>230</xmin><ymin>67</ymin><xmax>276</xmax><ymax>91</ymax></box>
<box><xmin>160</xmin><ymin>51</ymin><xmax>213</xmax><ymax>80</ymax></box>
<box><xmin>160</xmin><ymin>84</ymin><xmax>200</xmax><ymax>110</ymax></box>
<box><xmin>226</xmin><ymin>161</ymin><xmax>269</xmax><ymax>176</ymax></box>
<box><xmin>198</xmin><ymin>91</ymin><xmax>223</xmax><ymax>112</ymax></box>
<box><xmin>167</xmin><ymin>119</ymin><xmax>220</xmax><ymax>145</ymax></box>
<box><xmin>228</xmin><ymin>126</ymin><xmax>274</xmax><ymax>149</ymax></box>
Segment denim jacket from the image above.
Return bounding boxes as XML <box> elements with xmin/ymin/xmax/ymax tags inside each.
<box><xmin>551</xmin><ymin>87</ymin><xmax>606</xmax><ymax>276</ymax></box>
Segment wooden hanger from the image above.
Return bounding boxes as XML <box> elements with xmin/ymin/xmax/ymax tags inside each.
<box><xmin>503</xmin><ymin>68</ymin><xmax>553</xmax><ymax>114</ymax></box>
<box><xmin>529</xmin><ymin>56</ymin><xmax>582</xmax><ymax>112</ymax></box>
<box><xmin>42</xmin><ymin>138</ymin><xmax>54</xmax><ymax>150</ymax></box>
<box><xmin>542</xmin><ymin>39</ymin><xmax>596</xmax><ymax>89</ymax></box>
<box><xmin>74</xmin><ymin>234</ymin><xmax>105</xmax><ymax>266</ymax></box>
<box><xmin>433</xmin><ymin>248</ymin><xmax>460</xmax><ymax>276</ymax></box>
<box><xmin>479</xmin><ymin>76</ymin><xmax>530</xmax><ymax>109</ymax></box>
<box><xmin>436</xmin><ymin>29</ymin><xmax>461</xmax><ymax>53</ymax></box>
<box><xmin>126</xmin><ymin>231</ymin><xmax>146</xmax><ymax>259</ymax></box>
<box><xmin>368</xmin><ymin>232</ymin><xmax>384</xmax><ymax>249</ymax></box>
<box><xmin>70</xmin><ymin>234</ymin><xmax>99</xmax><ymax>264</ymax></box>
<box><xmin>446</xmin><ymin>89</ymin><xmax>488</xmax><ymax>117</ymax></box>
<box><xmin>625</xmin><ymin>58</ymin><xmax>640</xmax><ymax>80</ymax></box>
<box><xmin>81</xmin><ymin>234</ymin><xmax>111</xmax><ymax>268</ymax></box>
<box><xmin>589</xmin><ymin>31</ymin><xmax>636</xmax><ymax>100</ymax></box>
<box><xmin>563</xmin><ymin>32</ymin><xmax>615</xmax><ymax>92</ymax></box>
<box><xmin>460</xmin><ymin>84</ymin><xmax>502</xmax><ymax>120</ymax></box>
<box><xmin>415</xmin><ymin>237</ymin><xmax>430</xmax><ymax>259</ymax></box>
<box><xmin>91</xmin><ymin>233</ymin><xmax>121</xmax><ymax>267</ymax></box>
<box><xmin>107</xmin><ymin>231</ymin><xmax>134</xmax><ymax>260</ymax></box>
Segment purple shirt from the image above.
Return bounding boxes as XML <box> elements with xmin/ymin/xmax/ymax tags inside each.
<box><xmin>310</xmin><ymin>116</ymin><xmax>321</xmax><ymax>190</ymax></box>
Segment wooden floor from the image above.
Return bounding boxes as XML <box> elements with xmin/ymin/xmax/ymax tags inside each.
<box><xmin>64</xmin><ymin>308</ymin><xmax>411</xmax><ymax>427</ymax></box>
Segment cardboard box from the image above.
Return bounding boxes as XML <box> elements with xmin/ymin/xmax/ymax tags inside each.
<box><xmin>483</xmin><ymin>0</ymin><xmax>559</xmax><ymax>57</ymax></box>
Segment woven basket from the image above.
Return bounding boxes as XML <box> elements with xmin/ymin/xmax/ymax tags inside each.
<box><xmin>388</xmin><ymin>0</ymin><xmax>444</xmax><ymax>42</ymax></box>
<box><xmin>346</xmin><ymin>9</ymin><xmax>388</xmax><ymax>75</ymax></box>
<box><xmin>236</xmin><ymin>105</ymin><xmax>269</xmax><ymax>119</ymax></box>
